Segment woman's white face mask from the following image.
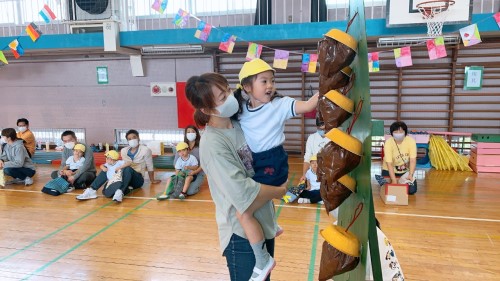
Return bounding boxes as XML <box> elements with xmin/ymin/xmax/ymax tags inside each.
<box><xmin>393</xmin><ymin>132</ymin><xmax>405</xmax><ymax>141</ymax></box>
<box><xmin>186</xmin><ymin>132</ymin><xmax>197</xmax><ymax>142</ymax></box>
<box><xmin>212</xmin><ymin>94</ymin><xmax>239</xmax><ymax>118</ymax></box>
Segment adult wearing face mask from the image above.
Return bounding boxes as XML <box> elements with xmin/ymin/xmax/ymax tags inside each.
<box><xmin>300</xmin><ymin>117</ymin><xmax>328</xmax><ymax>183</ymax></box>
<box><xmin>382</xmin><ymin>121</ymin><xmax>417</xmax><ymax>194</ymax></box>
<box><xmin>16</xmin><ymin>118</ymin><xmax>36</xmax><ymax>158</ymax></box>
<box><xmin>173</xmin><ymin>125</ymin><xmax>205</xmax><ymax>196</ymax></box>
<box><xmin>50</xmin><ymin>130</ymin><xmax>96</xmax><ymax>190</ymax></box>
<box><xmin>121</xmin><ymin>129</ymin><xmax>161</xmax><ymax>185</ymax></box>
<box><xmin>0</xmin><ymin>128</ymin><xmax>36</xmax><ymax>186</ymax></box>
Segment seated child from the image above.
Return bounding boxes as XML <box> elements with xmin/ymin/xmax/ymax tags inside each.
<box><xmin>60</xmin><ymin>144</ymin><xmax>86</xmax><ymax>191</ymax></box>
<box><xmin>76</xmin><ymin>150</ymin><xmax>130</xmax><ymax>202</ymax></box>
<box><xmin>298</xmin><ymin>154</ymin><xmax>323</xmax><ymax>204</ymax></box>
<box><xmin>160</xmin><ymin>142</ymin><xmax>199</xmax><ymax>200</ymax></box>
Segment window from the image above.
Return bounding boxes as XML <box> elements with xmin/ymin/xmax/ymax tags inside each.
<box><xmin>326</xmin><ymin>0</ymin><xmax>385</xmax><ymax>8</ymax></box>
<box><xmin>31</xmin><ymin>128</ymin><xmax>86</xmax><ymax>146</ymax></box>
<box><xmin>0</xmin><ymin>0</ymin><xmax>62</xmax><ymax>25</ymax></box>
<box><xmin>132</xmin><ymin>0</ymin><xmax>257</xmax><ymax>17</ymax></box>
<box><xmin>115</xmin><ymin>129</ymin><xmax>185</xmax><ymax>145</ymax></box>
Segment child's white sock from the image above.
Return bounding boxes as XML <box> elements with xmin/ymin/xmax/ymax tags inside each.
<box><xmin>250</xmin><ymin>240</ymin><xmax>270</xmax><ymax>276</ymax></box>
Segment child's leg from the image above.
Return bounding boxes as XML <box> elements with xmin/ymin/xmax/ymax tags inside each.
<box><xmin>236</xmin><ymin>200</ymin><xmax>274</xmax><ymax>278</ymax></box>
<box><xmin>163</xmin><ymin>178</ymin><xmax>172</xmax><ymax>195</ymax></box>
<box><xmin>182</xmin><ymin>175</ymin><xmax>194</xmax><ymax>194</ymax></box>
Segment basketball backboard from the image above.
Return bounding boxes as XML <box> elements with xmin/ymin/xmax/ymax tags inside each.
<box><xmin>386</xmin><ymin>0</ymin><xmax>473</xmax><ymax>27</ymax></box>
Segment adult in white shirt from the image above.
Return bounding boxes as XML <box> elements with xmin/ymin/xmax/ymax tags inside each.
<box><xmin>300</xmin><ymin>117</ymin><xmax>328</xmax><ymax>183</ymax></box>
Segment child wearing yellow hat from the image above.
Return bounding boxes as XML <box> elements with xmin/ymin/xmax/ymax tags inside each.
<box><xmin>298</xmin><ymin>154</ymin><xmax>323</xmax><ymax>204</ymax></box>
<box><xmin>60</xmin><ymin>143</ymin><xmax>87</xmax><ymax>191</ymax></box>
<box><xmin>158</xmin><ymin>141</ymin><xmax>199</xmax><ymax>200</ymax></box>
<box><xmin>76</xmin><ymin>150</ymin><xmax>131</xmax><ymax>202</ymax></box>
<box><xmin>232</xmin><ymin>58</ymin><xmax>319</xmax><ymax>280</ymax></box>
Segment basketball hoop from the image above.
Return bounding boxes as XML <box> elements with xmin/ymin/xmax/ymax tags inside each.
<box><xmin>416</xmin><ymin>0</ymin><xmax>455</xmax><ymax>37</ymax></box>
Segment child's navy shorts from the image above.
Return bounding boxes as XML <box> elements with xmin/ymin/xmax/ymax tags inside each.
<box><xmin>251</xmin><ymin>145</ymin><xmax>288</xmax><ymax>186</ymax></box>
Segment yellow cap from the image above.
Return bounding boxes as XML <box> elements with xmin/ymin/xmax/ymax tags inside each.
<box><xmin>105</xmin><ymin>150</ymin><xmax>119</xmax><ymax>160</ymax></box>
<box><xmin>341</xmin><ymin>66</ymin><xmax>352</xmax><ymax>76</ymax></box>
<box><xmin>324</xmin><ymin>90</ymin><xmax>354</xmax><ymax>113</ymax></box>
<box><xmin>176</xmin><ymin>141</ymin><xmax>189</xmax><ymax>151</ymax></box>
<box><xmin>324</xmin><ymin>29</ymin><xmax>358</xmax><ymax>52</ymax></box>
<box><xmin>73</xmin><ymin>143</ymin><xmax>86</xmax><ymax>153</ymax></box>
<box><xmin>310</xmin><ymin>154</ymin><xmax>317</xmax><ymax>162</ymax></box>
<box><xmin>238</xmin><ymin>58</ymin><xmax>275</xmax><ymax>83</ymax></box>
<box><xmin>320</xmin><ymin>225</ymin><xmax>360</xmax><ymax>257</ymax></box>
<box><xmin>325</xmin><ymin>128</ymin><xmax>362</xmax><ymax>156</ymax></box>
<box><xmin>337</xmin><ymin>175</ymin><xmax>356</xmax><ymax>193</ymax></box>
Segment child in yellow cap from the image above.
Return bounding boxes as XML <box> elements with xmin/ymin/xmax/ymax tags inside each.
<box><xmin>298</xmin><ymin>154</ymin><xmax>323</xmax><ymax>204</ymax></box>
<box><xmin>158</xmin><ymin>141</ymin><xmax>199</xmax><ymax>200</ymax></box>
<box><xmin>232</xmin><ymin>58</ymin><xmax>319</xmax><ymax>280</ymax></box>
<box><xmin>60</xmin><ymin>143</ymin><xmax>86</xmax><ymax>191</ymax></box>
<box><xmin>76</xmin><ymin>150</ymin><xmax>131</xmax><ymax>202</ymax></box>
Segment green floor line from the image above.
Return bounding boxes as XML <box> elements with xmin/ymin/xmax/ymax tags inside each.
<box><xmin>307</xmin><ymin>204</ymin><xmax>321</xmax><ymax>281</ymax></box>
<box><xmin>0</xmin><ymin>201</ymin><xmax>113</xmax><ymax>263</ymax></box>
<box><xmin>21</xmin><ymin>198</ymin><xmax>153</xmax><ymax>281</ymax></box>
<box><xmin>276</xmin><ymin>173</ymin><xmax>295</xmax><ymax>218</ymax></box>
<box><xmin>0</xmin><ymin>187</ymin><xmax>143</xmax><ymax>264</ymax></box>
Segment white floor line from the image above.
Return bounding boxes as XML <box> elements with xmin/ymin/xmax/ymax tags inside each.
<box><xmin>375</xmin><ymin>211</ymin><xmax>500</xmax><ymax>223</ymax></box>
<box><xmin>3</xmin><ymin>189</ymin><xmax>500</xmax><ymax>223</ymax></box>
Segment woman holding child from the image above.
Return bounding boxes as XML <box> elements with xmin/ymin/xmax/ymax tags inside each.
<box><xmin>185</xmin><ymin>72</ymin><xmax>286</xmax><ymax>281</ymax></box>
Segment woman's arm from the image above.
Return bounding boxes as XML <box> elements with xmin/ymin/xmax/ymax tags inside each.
<box><xmin>408</xmin><ymin>157</ymin><xmax>416</xmax><ymax>181</ymax></box>
<box><xmin>386</xmin><ymin>162</ymin><xmax>397</xmax><ymax>184</ymax></box>
<box><xmin>294</xmin><ymin>92</ymin><xmax>319</xmax><ymax>115</ymax></box>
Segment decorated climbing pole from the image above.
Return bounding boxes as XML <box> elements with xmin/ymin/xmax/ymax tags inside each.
<box><xmin>316</xmin><ymin>0</ymin><xmax>383</xmax><ymax>280</ymax></box>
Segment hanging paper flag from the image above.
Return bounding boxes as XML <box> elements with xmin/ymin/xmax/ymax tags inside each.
<box><xmin>194</xmin><ymin>21</ymin><xmax>212</xmax><ymax>42</ymax></box>
<box><xmin>308</xmin><ymin>54</ymin><xmax>318</xmax><ymax>73</ymax></box>
<box><xmin>246</xmin><ymin>42</ymin><xmax>263</xmax><ymax>61</ymax></box>
<box><xmin>460</xmin><ymin>24</ymin><xmax>481</xmax><ymax>47</ymax></box>
<box><xmin>151</xmin><ymin>0</ymin><xmax>168</xmax><ymax>14</ymax></box>
<box><xmin>301</xmin><ymin>54</ymin><xmax>310</xmax><ymax>72</ymax></box>
<box><xmin>427</xmin><ymin>36</ymin><xmax>447</xmax><ymax>60</ymax></box>
<box><xmin>273</xmin><ymin>49</ymin><xmax>289</xmax><ymax>69</ymax></box>
<box><xmin>9</xmin><ymin>39</ymin><xmax>24</xmax><ymax>59</ymax></box>
<box><xmin>219</xmin><ymin>33</ymin><xmax>237</xmax><ymax>54</ymax></box>
<box><xmin>368</xmin><ymin>52</ymin><xmax>380</xmax><ymax>72</ymax></box>
<box><xmin>26</xmin><ymin>22</ymin><xmax>42</xmax><ymax>42</ymax></box>
<box><xmin>0</xmin><ymin>51</ymin><xmax>8</xmax><ymax>65</ymax></box>
<box><xmin>301</xmin><ymin>54</ymin><xmax>317</xmax><ymax>73</ymax></box>
<box><xmin>493</xmin><ymin>12</ymin><xmax>500</xmax><ymax>29</ymax></box>
<box><xmin>173</xmin><ymin>9</ymin><xmax>189</xmax><ymax>28</ymax></box>
<box><xmin>39</xmin><ymin>4</ymin><xmax>57</xmax><ymax>23</ymax></box>
<box><xmin>394</xmin><ymin>46</ymin><xmax>413</xmax><ymax>68</ymax></box>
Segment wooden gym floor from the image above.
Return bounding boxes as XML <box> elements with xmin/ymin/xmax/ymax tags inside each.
<box><xmin>0</xmin><ymin>157</ymin><xmax>499</xmax><ymax>281</ymax></box>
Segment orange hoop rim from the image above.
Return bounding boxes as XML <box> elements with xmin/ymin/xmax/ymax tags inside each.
<box><xmin>416</xmin><ymin>0</ymin><xmax>455</xmax><ymax>14</ymax></box>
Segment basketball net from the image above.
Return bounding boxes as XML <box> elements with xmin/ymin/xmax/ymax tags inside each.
<box><xmin>418</xmin><ymin>6</ymin><xmax>448</xmax><ymax>37</ymax></box>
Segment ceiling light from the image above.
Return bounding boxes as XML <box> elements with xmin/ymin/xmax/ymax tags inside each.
<box><xmin>141</xmin><ymin>45</ymin><xmax>204</xmax><ymax>55</ymax></box>
<box><xmin>377</xmin><ymin>35</ymin><xmax>460</xmax><ymax>48</ymax></box>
